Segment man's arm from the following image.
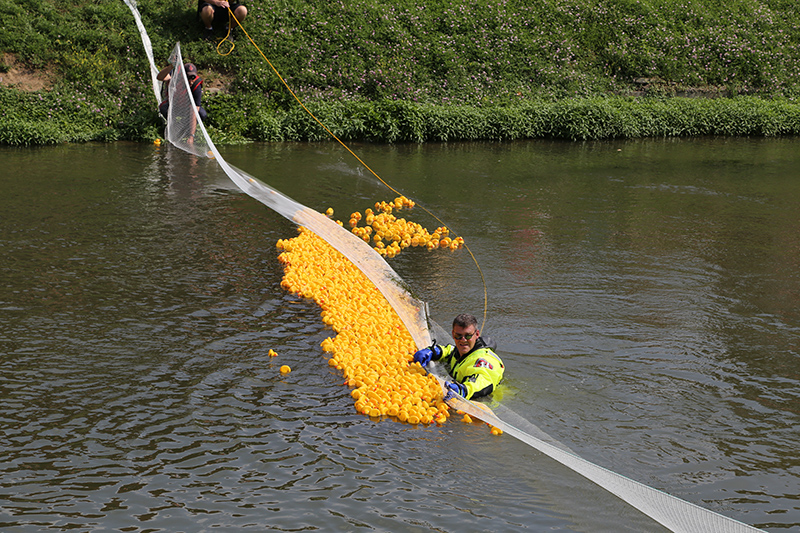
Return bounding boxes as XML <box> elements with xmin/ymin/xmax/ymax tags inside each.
<box><xmin>461</xmin><ymin>374</ymin><xmax>496</xmax><ymax>400</ymax></box>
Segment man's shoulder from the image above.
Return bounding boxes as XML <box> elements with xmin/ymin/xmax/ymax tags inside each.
<box><xmin>477</xmin><ymin>335</ymin><xmax>497</xmax><ymax>352</ymax></box>
<box><xmin>473</xmin><ymin>338</ymin><xmax>503</xmax><ymax>366</ymax></box>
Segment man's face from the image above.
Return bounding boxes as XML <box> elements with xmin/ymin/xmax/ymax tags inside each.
<box><xmin>452</xmin><ymin>324</ymin><xmax>479</xmax><ymax>357</ymax></box>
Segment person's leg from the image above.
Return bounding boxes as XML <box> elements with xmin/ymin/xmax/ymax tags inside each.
<box><xmin>199</xmin><ymin>4</ymin><xmax>214</xmax><ymax>29</ymax></box>
<box><xmin>233</xmin><ymin>5</ymin><xmax>247</xmax><ymax>23</ymax></box>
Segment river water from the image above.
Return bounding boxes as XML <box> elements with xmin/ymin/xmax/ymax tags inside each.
<box><xmin>1</xmin><ymin>138</ymin><xmax>798</xmax><ymax>532</ymax></box>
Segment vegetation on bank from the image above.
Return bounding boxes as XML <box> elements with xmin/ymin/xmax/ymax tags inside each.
<box><xmin>1</xmin><ymin>0</ymin><xmax>800</xmax><ymax>145</ymax></box>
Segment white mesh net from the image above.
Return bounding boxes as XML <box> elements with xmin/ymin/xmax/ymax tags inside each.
<box><xmin>123</xmin><ymin>3</ymin><xmax>764</xmax><ymax>531</ymax></box>
<box><xmin>442</xmin><ymin>386</ymin><xmax>764</xmax><ymax>533</ymax></box>
<box><xmin>122</xmin><ymin>0</ymin><xmax>160</xmax><ymax>103</ymax></box>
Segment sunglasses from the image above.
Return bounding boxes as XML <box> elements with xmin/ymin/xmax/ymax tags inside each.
<box><xmin>453</xmin><ymin>332</ymin><xmax>475</xmax><ymax>340</ymax></box>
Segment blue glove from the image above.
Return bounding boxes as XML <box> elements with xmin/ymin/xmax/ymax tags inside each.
<box><xmin>413</xmin><ymin>348</ymin><xmax>433</xmax><ymax>366</ymax></box>
<box><xmin>446</xmin><ymin>381</ymin><xmax>467</xmax><ymax>398</ymax></box>
<box><xmin>413</xmin><ymin>345</ymin><xmax>441</xmax><ymax>367</ymax></box>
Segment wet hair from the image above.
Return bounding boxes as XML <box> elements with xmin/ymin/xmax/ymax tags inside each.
<box><xmin>452</xmin><ymin>313</ymin><xmax>478</xmax><ymax>330</ymax></box>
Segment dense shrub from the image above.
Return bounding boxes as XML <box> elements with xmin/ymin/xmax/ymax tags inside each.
<box><xmin>203</xmin><ymin>96</ymin><xmax>800</xmax><ymax>142</ymax></box>
<box><xmin>3</xmin><ymin>0</ymin><xmax>800</xmax><ymax>144</ymax></box>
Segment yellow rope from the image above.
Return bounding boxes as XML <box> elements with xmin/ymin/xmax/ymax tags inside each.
<box><xmin>222</xmin><ymin>8</ymin><xmax>489</xmax><ymax>332</ymax></box>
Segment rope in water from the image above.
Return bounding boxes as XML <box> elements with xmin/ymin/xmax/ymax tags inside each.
<box><xmin>220</xmin><ymin>8</ymin><xmax>489</xmax><ymax>333</ymax></box>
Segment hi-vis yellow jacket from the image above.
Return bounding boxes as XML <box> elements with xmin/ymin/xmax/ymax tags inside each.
<box><xmin>434</xmin><ymin>337</ymin><xmax>504</xmax><ymax>400</ymax></box>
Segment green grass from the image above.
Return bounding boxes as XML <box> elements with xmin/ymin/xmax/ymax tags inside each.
<box><xmin>2</xmin><ymin>0</ymin><xmax>800</xmax><ymax>145</ymax></box>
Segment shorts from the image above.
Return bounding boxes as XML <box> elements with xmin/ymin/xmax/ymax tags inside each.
<box><xmin>197</xmin><ymin>2</ymin><xmax>244</xmax><ymax>27</ymax></box>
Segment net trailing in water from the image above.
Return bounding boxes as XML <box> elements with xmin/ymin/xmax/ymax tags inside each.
<box><xmin>122</xmin><ymin>3</ymin><xmax>766</xmax><ymax>531</ymax></box>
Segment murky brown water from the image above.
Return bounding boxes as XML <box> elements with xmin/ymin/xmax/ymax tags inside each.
<box><xmin>1</xmin><ymin>138</ymin><xmax>798</xmax><ymax>531</ymax></box>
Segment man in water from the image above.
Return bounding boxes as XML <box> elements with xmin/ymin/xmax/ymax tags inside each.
<box><xmin>413</xmin><ymin>313</ymin><xmax>504</xmax><ymax>400</ymax></box>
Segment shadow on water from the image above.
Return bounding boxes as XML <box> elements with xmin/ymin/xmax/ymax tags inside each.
<box><xmin>1</xmin><ymin>138</ymin><xmax>798</xmax><ymax>531</ymax></box>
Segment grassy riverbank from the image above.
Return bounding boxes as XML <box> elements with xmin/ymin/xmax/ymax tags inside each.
<box><xmin>2</xmin><ymin>0</ymin><xmax>800</xmax><ymax>145</ymax></box>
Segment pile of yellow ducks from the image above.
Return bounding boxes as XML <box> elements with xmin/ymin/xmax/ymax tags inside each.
<box><xmin>276</xmin><ymin>196</ymin><xmax>499</xmax><ymax>433</ymax></box>
<box><xmin>344</xmin><ymin>196</ymin><xmax>464</xmax><ymax>257</ymax></box>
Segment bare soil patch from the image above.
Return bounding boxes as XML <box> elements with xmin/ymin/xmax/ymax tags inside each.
<box><xmin>201</xmin><ymin>69</ymin><xmax>234</xmax><ymax>95</ymax></box>
<box><xmin>0</xmin><ymin>53</ymin><xmax>54</xmax><ymax>92</ymax></box>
